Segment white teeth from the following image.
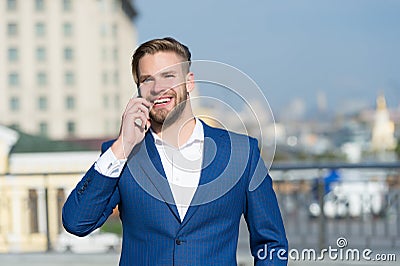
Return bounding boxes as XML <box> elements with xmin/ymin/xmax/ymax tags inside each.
<box><xmin>154</xmin><ymin>98</ymin><xmax>171</xmax><ymax>104</ymax></box>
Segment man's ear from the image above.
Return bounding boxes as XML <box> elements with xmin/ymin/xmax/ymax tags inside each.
<box><xmin>186</xmin><ymin>72</ymin><xmax>195</xmax><ymax>93</ymax></box>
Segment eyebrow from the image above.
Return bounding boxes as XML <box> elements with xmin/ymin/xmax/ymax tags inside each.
<box><xmin>138</xmin><ymin>74</ymin><xmax>152</xmax><ymax>83</ymax></box>
<box><xmin>160</xmin><ymin>70</ymin><xmax>177</xmax><ymax>76</ymax></box>
<box><xmin>139</xmin><ymin>70</ymin><xmax>178</xmax><ymax>81</ymax></box>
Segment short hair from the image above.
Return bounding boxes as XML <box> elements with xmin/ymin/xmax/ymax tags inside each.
<box><xmin>131</xmin><ymin>37</ymin><xmax>192</xmax><ymax>86</ymax></box>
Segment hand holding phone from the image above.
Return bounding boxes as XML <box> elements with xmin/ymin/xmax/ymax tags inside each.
<box><xmin>134</xmin><ymin>95</ymin><xmax>152</xmax><ymax>130</ymax></box>
<box><xmin>111</xmin><ymin>96</ymin><xmax>152</xmax><ymax>159</ymax></box>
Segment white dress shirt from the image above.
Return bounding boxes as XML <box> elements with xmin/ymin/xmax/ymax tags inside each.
<box><xmin>95</xmin><ymin>118</ymin><xmax>204</xmax><ymax>221</ymax></box>
<box><xmin>95</xmin><ymin>148</ymin><xmax>127</xmax><ymax>177</ymax></box>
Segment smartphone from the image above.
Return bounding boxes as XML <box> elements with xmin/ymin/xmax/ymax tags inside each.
<box><xmin>134</xmin><ymin>93</ymin><xmax>150</xmax><ymax>131</ymax></box>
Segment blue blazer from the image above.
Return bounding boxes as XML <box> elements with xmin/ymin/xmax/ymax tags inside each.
<box><xmin>62</xmin><ymin>121</ymin><xmax>288</xmax><ymax>265</ymax></box>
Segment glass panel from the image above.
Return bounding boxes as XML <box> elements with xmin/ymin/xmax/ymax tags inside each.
<box><xmin>64</xmin><ymin>47</ymin><xmax>73</xmax><ymax>61</ymax></box>
<box><xmin>63</xmin><ymin>22</ymin><xmax>73</xmax><ymax>36</ymax></box>
<box><xmin>8</xmin><ymin>73</ymin><xmax>19</xmax><ymax>86</ymax></box>
<box><xmin>36</xmin><ymin>47</ymin><xmax>46</xmax><ymax>61</ymax></box>
<box><xmin>10</xmin><ymin>97</ymin><xmax>20</xmax><ymax>111</ymax></box>
<box><xmin>39</xmin><ymin>122</ymin><xmax>48</xmax><ymax>136</ymax></box>
<box><xmin>35</xmin><ymin>22</ymin><xmax>46</xmax><ymax>37</ymax></box>
<box><xmin>37</xmin><ymin>72</ymin><xmax>47</xmax><ymax>86</ymax></box>
<box><xmin>38</xmin><ymin>97</ymin><xmax>47</xmax><ymax>110</ymax></box>
<box><xmin>7</xmin><ymin>23</ymin><xmax>18</xmax><ymax>36</ymax></box>
<box><xmin>35</xmin><ymin>0</ymin><xmax>44</xmax><ymax>11</ymax></box>
<box><xmin>63</xmin><ymin>0</ymin><xmax>72</xmax><ymax>11</ymax></box>
<box><xmin>8</xmin><ymin>48</ymin><xmax>18</xmax><ymax>62</ymax></box>
<box><xmin>67</xmin><ymin>121</ymin><xmax>76</xmax><ymax>136</ymax></box>
<box><xmin>7</xmin><ymin>0</ymin><xmax>17</xmax><ymax>11</ymax></box>
<box><xmin>65</xmin><ymin>72</ymin><xmax>75</xmax><ymax>85</ymax></box>
<box><xmin>66</xmin><ymin>96</ymin><xmax>75</xmax><ymax>109</ymax></box>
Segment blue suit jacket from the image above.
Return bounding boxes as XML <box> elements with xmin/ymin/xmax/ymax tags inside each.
<box><xmin>62</xmin><ymin>121</ymin><xmax>288</xmax><ymax>265</ymax></box>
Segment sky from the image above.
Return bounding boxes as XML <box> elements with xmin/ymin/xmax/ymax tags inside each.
<box><xmin>133</xmin><ymin>0</ymin><xmax>400</xmax><ymax>119</ymax></box>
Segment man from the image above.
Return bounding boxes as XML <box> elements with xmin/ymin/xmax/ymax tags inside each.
<box><xmin>63</xmin><ymin>37</ymin><xmax>288</xmax><ymax>265</ymax></box>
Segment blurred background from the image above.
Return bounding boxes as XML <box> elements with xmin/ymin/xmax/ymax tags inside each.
<box><xmin>0</xmin><ymin>0</ymin><xmax>399</xmax><ymax>265</ymax></box>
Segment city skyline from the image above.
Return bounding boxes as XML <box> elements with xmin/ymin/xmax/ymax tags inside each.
<box><xmin>134</xmin><ymin>0</ymin><xmax>400</xmax><ymax>117</ymax></box>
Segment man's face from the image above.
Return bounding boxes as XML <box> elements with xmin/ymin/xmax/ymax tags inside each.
<box><xmin>138</xmin><ymin>52</ymin><xmax>190</xmax><ymax>125</ymax></box>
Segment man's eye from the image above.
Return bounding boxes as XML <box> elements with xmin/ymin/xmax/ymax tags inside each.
<box><xmin>165</xmin><ymin>74</ymin><xmax>175</xmax><ymax>78</ymax></box>
<box><xmin>142</xmin><ymin>77</ymin><xmax>154</xmax><ymax>83</ymax></box>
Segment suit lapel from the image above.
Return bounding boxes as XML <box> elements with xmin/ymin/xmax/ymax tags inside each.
<box><xmin>130</xmin><ymin>133</ymin><xmax>181</xmax><ymax>222</ymax></box>
<box><xmin>129</xmin><ymin>122</ymin><xmax>232</xmax><ymax>227</ymax></box>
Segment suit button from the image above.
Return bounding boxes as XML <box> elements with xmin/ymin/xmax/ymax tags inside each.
<box><xmin>175</xmin><ymin>239</ymin><xmax>182</xmax><ymax>245</ymax></box>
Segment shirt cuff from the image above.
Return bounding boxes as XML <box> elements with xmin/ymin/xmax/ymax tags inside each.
<box><xmin>94</xmin><ymin>147</ymin><xmax>127</xmax><ymax>178</ymax></box>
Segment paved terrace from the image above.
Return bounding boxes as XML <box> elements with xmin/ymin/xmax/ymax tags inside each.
<box><xmin>0</xmin><ymin>252</ymin><xmax>398</xmax><ymax>266</ymax></box>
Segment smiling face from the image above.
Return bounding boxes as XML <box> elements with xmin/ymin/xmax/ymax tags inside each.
<box><xmin>138</xmin><ymin>51</ymin><xmax>193</xmax><ymax>126</ymax></box>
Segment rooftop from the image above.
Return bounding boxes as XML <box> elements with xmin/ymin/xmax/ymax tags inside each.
<box><xmin>7</xmin><ymin>127</ymin><xmax>109</xmax><ymax>154</ymax></box>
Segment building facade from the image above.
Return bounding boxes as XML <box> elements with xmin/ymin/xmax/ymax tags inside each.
<box><xmin>0</xmin><ymin>0</ymin><xmax>137</xmax><ymax>139</ymax></box>
<box><xmin>0</xmin><ymin>124</ymin><xmax>101</xmax><ymax>252</ymax></box>
<box><xmin>371</xmin><ymin>94</ymin><xmax>397</xmax><ymax>152</ymax></box>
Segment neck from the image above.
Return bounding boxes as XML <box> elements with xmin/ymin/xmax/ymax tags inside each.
<box><xmin>151</xmin><ymin>106</ymin><xmax>196</xmax><ymax>148</ymax></box>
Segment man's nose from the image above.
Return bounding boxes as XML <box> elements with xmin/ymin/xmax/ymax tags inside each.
<box><xmin>151</xmin><ymin>79</ymin><xmax>168</xmax><ymax>96</ymax></box>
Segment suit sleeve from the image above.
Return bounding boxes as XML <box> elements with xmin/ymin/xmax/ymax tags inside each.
<box><xmin>62</xmin><ymin>141</ymin><xmax>121</xmax><ymax>237</ymax></box>
<box><xmin>244</xmin><ymin>138</ymin><xmax>288</xmax><ymax>265</ymax></box>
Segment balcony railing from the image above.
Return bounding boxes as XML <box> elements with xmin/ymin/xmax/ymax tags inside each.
<box><xmin>1</xmin><ymin>161</ymin><xmax>400</xmax><ymax>255</ymax></box>
<box><xmin>272</xmin><ymin>161</ymin><xmax>400</xmax><ymax>250</ymax></box>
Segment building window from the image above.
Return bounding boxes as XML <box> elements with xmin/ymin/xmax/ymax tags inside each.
<box><xmin>63</xmin><ymin>22</ymin><xmax>73</xmax><ymax>36</ymax></box>
<box><xmin>65</xmin><ymin>71</ymin><xmax>75</xmax><ymax>85</ymax></box>
<box><xmin>64</xmin><ymin>47</ymin><xmax>73</xmax><ymax>61</ymax></box>
<box><xmin>112</xmin><ymin>0</ymin><xmax>119</xmax><ymax>11</ymax></box>
<box><xmin>10</xmin><ymin>97</ymin><xmax>20</xmax><ymax>111</ymax></box>
<box><xmin>113</xmin><ymin>71</ymin><xmax>119</xmax><ymax>85</ymax></box>
<box><xmin>7</xmin><ymin>0</ymin><xmax>17</xmax><ymax>11</ymax></box>
<box><xmin>37</xmin><ymin>72</ymin><xmax>47</xmax><ymax>86</ymax></box>
<box><xmin>102</xmin><ymin>71</ymin><xmax>108</xmax><ymax>85</ymax></box>
<box><xmin>8</xmin><ymin>72</ymin><xmax>19</xmax><ymax>86</ymax></box>
<box><xmin>35</xmin><ymin>0</ymin><xmax>45</xmax><ymax>11</ymax></box>
<box><xmin>112</xmin><ymin>23</ymin><xmax>118</xmax><ymax>37</ymax></box>
<box><xmin>113</xmin><ymin>48</ymin><xmax>118</xmax><ymax>61</ymax></box>
<box><xmin>36</xmin><ymin>47</ymin><xmax>46</xmax><ymax>61</ymax></box>
<box><xmin>7</xmin><ymin>23</ymin><xmax>18</xmax><ymax>36</ymax></box>
<box><xmin>103</xmin><ymin>95</ymin><xmax>109</xmax><ymax>108</ymax></box>
<box><xmin>39</xmin><ymin>122</ymin><xmax>48</xmax><ymax>136</ymax></box>
<box><xmin>97</xmin><ymin>0</ymin><xmax>106</xmax><ymax>11</ymax></box>
<box><xmin>35</xmin><ymin>22</ymin><xmax>46</xmax><ymax>37</ymax></box>
<box><xmin>100</xmin><ymin>23</ymin><xmax>107</xmax><ymax>37</ymax></box>
<box><xmin>67</xmin><ymin>121</ymin><xmax>76</xmax><ymax>136</ymax></box>
<box><xmin>66</xmin><ymin>96</ymin><xmax>75</xmax><ymax>110</ymax></box>
<box><xmin>63</xmin><ymin>0</ymin><xmax>72</xmax><ymax>11</ymax></box>
<box><xmin>8</xmin><ymin>48</ymin><xmax>18</xmax><ymax>62</ymax></box>
<box><xmin>28</xmin><ymin>189</ymin><xmax>39</xmax><ymax>233</ymax></box>
<box><xmin>38</xmin><ymin>96</ymin><xmax>47</xmax><ymax>110</ymax></box>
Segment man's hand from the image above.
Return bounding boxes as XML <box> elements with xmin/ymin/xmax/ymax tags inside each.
<box><xmin>111</xmin><ymin>97</ymin><xmax>152</xmax><ymax>159</ymax></box>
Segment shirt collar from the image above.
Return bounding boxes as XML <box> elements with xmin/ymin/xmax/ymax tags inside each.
<box><xmin>151</xmin><ymin>118</ymin><xmax>204</xmax><ymax>147</ymax></box>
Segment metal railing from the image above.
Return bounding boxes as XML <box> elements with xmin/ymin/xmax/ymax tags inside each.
<box><xmin>2</xmin><ymin>162</ymin><xmax>400</xmax><ymax>254</ymax></box>
<box><xmin>270</xmin><ymin>161</ymin><xmax>400</xmax><ymax>251</ymax></box>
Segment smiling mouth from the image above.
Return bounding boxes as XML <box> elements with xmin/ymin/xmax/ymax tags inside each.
<box><xmin>153</xmin><ymin>96</ymin><xmax>172</xmax><ymax>107</ymax></box>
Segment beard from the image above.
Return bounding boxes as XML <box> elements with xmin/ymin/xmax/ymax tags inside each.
<box><xmin>149</xmin><ymin>88</ymin><xmax>188</xmax><ymax>127</ymax></box>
